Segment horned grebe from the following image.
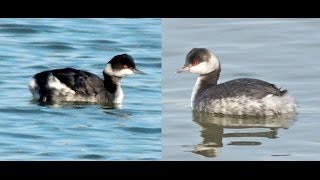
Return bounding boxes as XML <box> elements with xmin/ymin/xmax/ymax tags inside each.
<box><xmin>29</xmin><ymin>54</ymin><xmax>145</xmax><ymax>106</ymax></box>
<box><xmin>177</xmin><ymin>48</ymin><xmax>296</xmax><ymax>116</ymax></box>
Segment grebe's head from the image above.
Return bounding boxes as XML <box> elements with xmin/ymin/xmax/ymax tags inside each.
<box><xmin>104</xmin><ymin>54</ymin><xmax>146</xmax><ymax>77</ymax></box>
<box><xmin>177</xmin><ymin>48</ymin><xmax>220</xmax><ymax>75</ymax></box>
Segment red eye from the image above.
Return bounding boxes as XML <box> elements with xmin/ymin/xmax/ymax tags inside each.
<box><xmin>123</xmin><ymin>65</ymin><xmax>128</xmax><ymax>69</ymax></box>
<box><xmin>192</xmin><ymin>61</ymin><xmax>200</xmax><ymax>66</ymax></box>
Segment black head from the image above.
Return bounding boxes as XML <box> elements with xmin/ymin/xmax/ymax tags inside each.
<box><xmin>185</xmin><ymin>48</ymin><xmax>211</xmax><ymax>67</ymax></box>
<box><xmin>108</xmin><ymin>54</ymin><xmax>136</xmax><ymax>70</ymax></box>
<box><xmin>177</xmin><ymin>48</ymin><xmax>220</xmax><ymax>74</ymax></box>
<box><xmin>104</xmin><ymin>54</ymin><xmax>146</xmax><ymax>77</ymax></box>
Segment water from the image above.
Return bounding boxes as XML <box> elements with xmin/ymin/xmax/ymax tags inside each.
<box><xmin>162</xmin><ymin>18</ymin><xmax>320</xmax><ymax>160</ymax></box>
<box><xmin>0</xmin><ymin>18</ymin><xmax>161</xmax><ymax>160</ymax></box>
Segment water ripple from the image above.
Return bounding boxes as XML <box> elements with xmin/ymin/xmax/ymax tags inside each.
<box><xmin>0</xmin><ymin>23</ymin><xmax>59</xmax><ymax>34</ymax></box>
<box><xmin>0</xmin><ymin>27</ymin><xmax>38</xmax><ymax>34</ymax></box>
<box><xmin>88</xmin><ymin>39</ymin><xmax>119</xmax><ymax>44</ymax></box>
<box><xmin>122</xmin><ymin>127</ymin><xmax>161</xmax><ymax>134</ymax></box>
<box><xmin>26</xmin><ymin>41</ymin><xmax>76</xmax><ymax>50</ymax></box>
<box><xmin>0</xmin><ymin>131</ymin><xmax>44</xmax><ymax>139</ymax></box>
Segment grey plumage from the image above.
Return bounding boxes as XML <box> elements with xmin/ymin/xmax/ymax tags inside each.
<box><xmin>196</xmin><ymin>78</ymin><xmax>287</xmax><ymax>102</ymax></box>
<box><xmin>178</xmin><ymin>48</ymin><xmax>296</xmax><ymax>116</ymax></box>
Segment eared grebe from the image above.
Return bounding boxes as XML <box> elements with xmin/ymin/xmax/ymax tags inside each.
<box><xmin>29</xmin><ymin>54</ymin><xmax>145</xmax><ymax>106</ymax></box>
<box><xmin>177</xmin><ymin>48</ymin><xmax>296</xmax><ymax>116</ymax></box>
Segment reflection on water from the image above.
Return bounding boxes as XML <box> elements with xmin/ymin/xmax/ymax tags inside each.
<box><xmin>32</xmin><ymin>100</ymin><xmax>130</xmax><ymax>118</ymax></box>
<box><xmin>32</xmin><ymin>99</ymin><xmax>121</xmax><ymax>110</ymax></box>
<box><xmin>192</xmin><ymin>111</ymin><xmax>296</xmax><ymax>157</ymax></box>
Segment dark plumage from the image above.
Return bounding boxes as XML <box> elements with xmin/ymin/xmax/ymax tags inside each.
<box><xmin>33</xmin><ymin>68</ymin><xmax>110</xmax><ymax>103</ymax></box>
<box><xmin>29</xmin><ymin>54</ymin><xmax>145</xmax><ymax>105</ymax></box>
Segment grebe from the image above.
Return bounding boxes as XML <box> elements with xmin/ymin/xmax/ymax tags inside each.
<box><xmin>177</xmin><ymin>48</ymin><xmax>296</xmax><ymax>116</ymax></box>
<box><xmin>29</xmin><ymin>54</ymin><xmax>145</xmax><ymax>106</ymax></box>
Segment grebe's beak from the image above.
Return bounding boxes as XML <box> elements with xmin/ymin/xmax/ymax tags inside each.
<box><xmin>133</xmin><ymin>68</ymin><xmax>146</xmax><ymax>75</ymax></box>
<box><xmin>176</xmin><ymin>65</ymin><xmax>190</xmax><ymax>73</ymax></box>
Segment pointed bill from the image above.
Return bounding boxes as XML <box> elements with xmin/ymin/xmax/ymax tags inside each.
<box><xmin>133</xmin><ymin>68</ymin><xmax>146</xmax><ymax>75</ymax></box>
<box><xmin>176</xmin><ymin>66</ymin><xmax>190</xmax><ymax>73</ymax></box>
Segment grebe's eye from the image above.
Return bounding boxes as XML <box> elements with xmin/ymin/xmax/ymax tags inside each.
<box><xmin>192</xmin><ymin>60</ymin><xmax>200</xmax><ymax>66</ymax></box>
<box><xmin>123</xmin><ymin>65</ymin><xmax>128</xmax><ymax>69</ymax></box>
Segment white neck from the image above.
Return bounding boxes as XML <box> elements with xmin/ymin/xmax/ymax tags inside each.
<box><xmin>114</xmin><ymin>83</ymin><xmax>124</xmax><ymax>104</ymax></box>
<box><xmin>191</xmin><ymin>76</ymin><xmax>204</xmax><ymax>109</ymax></box>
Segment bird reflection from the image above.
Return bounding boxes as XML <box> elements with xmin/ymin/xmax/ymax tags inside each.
<box><xmin>191</xmin><ymin>111</ymin><xmax>296</xmax><ymax>157</ymax></box>
<box><xmin>31</xmin><ymin>99</ymin><xmax>129</xmax><ymax>118</ymax></box>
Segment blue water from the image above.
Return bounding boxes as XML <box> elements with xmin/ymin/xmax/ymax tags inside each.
<box><xmin>0</xmin><ymin>18</ymin><xmax>161</xmax><ymax>160</ymax></box>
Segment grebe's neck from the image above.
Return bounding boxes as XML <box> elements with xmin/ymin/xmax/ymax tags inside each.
<box><xmin>191</xmin><ymin>68</ymin><xmax>221</xmax><ymax>109</ymax></box>
<box><xmin>103</xmin><ymin>73</ymin><xmax>123</xmax><ymax>104</ymax></box>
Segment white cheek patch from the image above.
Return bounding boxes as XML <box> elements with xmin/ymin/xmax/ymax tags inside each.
<box><xmin>189</xmin><ymin>61</ymin><xmax>210</xmax><ymax>74</ymax></box>
<box><xmin>104</xmin><ymin>63</ymin><xmax>113</xmax><ymax>75</ymax></box>
<box><xmin>104</xmin><ymin>63</ymin><xmax>134</xmax><ymax>77</ymax></box>
<box><xmin>112</xmin><ymin>69</ymin><xmax>134</xmax><ymax>77</ymax></box>
<box><xmin>189</xmin><ymin>53</ymin><xmax>220</xmax><ymax>74</ymax></box>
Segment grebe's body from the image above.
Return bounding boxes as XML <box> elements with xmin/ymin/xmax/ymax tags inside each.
<box><xmin>29</xmin><ymin>54</ymin><xmax>145</xmax><ymax>106</ymax></box>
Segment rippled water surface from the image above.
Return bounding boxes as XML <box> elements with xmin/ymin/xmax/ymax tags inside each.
<box><xmin>162</xmin><ymin>18</ymin><xmax>320</xmax><ymax>160</ymax></box>
<box><xmin>0</xmin><ymin>18</ymin><xmax>161</xmax><ymax>160</ymax></box>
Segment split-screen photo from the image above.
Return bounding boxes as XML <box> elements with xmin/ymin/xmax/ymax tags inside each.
<box><xmin>0</xmin><ymin>18</ymin><xmax>319</xmax><ymax>160</ymax></box>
